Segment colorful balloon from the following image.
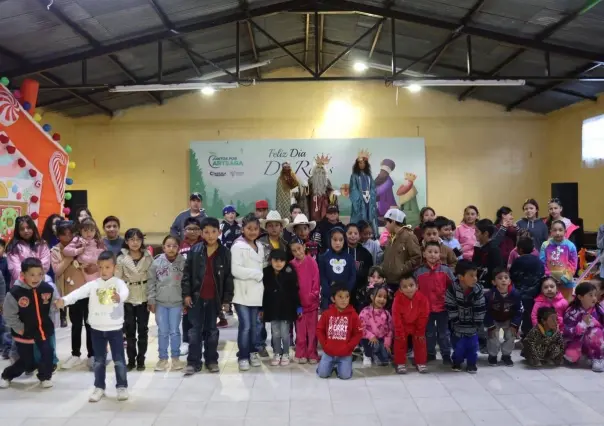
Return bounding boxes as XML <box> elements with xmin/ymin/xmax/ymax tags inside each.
<box><xmin>65</xmin><ymin>145</ymin><xmax>72</xmax><ymax>153</ymax></box>
<box><xmin>42</xmin><ymin>124</ymin><xmax>51</xmax><ymax>132</ymax></box>
<box><xmin>11</xmin><ymin>185</ymin><xmax>17</xmax><ymax>193</ymax></box>
<box><xmin>0</xmin><ymin>77</ymin><xmax>9</xmax><ymax>86</ymax></box>
<box><xmin>65</xmin><ymin>192</ymin><xmax>72</xmax><ymax>201</ymax></box>
<box><xmin>33</xmin><ymin>113</ymin><xmax>42</xmax><ymax>122</ymax></box>
<box><xmin>22</xmin><ymin>102</ymin><xmax>31</xmax><ymax>111</ymax></box>
<box><xmin>66</xmin><ymin>178</ymin><xmax>73</xmax><ymax>185</ymax></box>
<box><xmin>13</xmin><ymin>90</ymin><xmax>21</xmax><ymax>99</ymax></box>
<box><xmin>63</xmin><ymin>207</ymin><xmax>71</xmax><ymax>216</ymax></box>
<box><xmin>68</xmin><ymin>161</ymin><xmax>76</xmax><ymax>169</ymax></box>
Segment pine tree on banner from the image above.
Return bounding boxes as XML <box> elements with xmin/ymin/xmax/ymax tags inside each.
<box><xmin>189</xmin><ymin>150</ymin><xmax>207</xmax><ymax>201</ymax></box>
<box><xmin>210</xmin><ymin>188</ymin><xmax>225</xmax><ymax>217</ymax></box>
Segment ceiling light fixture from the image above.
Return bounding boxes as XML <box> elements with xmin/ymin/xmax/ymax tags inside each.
<box><xmin>110</xmin><ymin>82</ymin><xmax>239</xmax><ymax>92</ymax></box>
<box><xmin>353</xmin><ymin>61</ymin><xmax>368</xmax><ymax>72</ymax></box>
<box><xmin>188</xmin><ymin>60</ymin><xmax>272</xmax><ymax>81</ymax></box>
<box><xmin>392</xmin><ymin>79</ymin><xmax>526</xmax><ymax>87</ymax></box>
<box><xmin>200</xmin><ymin>86</ymin><xmax>216</xmax><ymax>96</ymax></box>
<box><xmin>406</xmin><ymin>84</ymin><xmax>422</xmax><ymax>93</ymax></box>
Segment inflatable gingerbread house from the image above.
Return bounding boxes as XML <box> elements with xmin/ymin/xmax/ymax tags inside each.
<box><xmin>0</xmin><ymin>79</ymin><xmax>69</xmax><ymax>239</ymax></box>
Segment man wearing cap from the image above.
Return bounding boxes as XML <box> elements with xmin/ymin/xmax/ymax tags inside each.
<box><xmin>170</xmin><ymin>193</ymin><xmax>208</xmax><ymax>239</ymax></box>
<box><xmin>381</xmin><ymin>208</ymin><xmax>422</xmax><ymax>293</ymax></box>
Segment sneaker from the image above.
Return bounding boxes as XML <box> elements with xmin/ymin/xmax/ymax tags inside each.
<box><xmin>1</xmin><ymin>351</ymin><xmax>8</xmax><ymax>360</ymax></box>
<box><xmin>116</xmin><ymin>387</ymin><xmax>129</xmax><ymax>401</ymax></box>
<box><xmin>0</xmin><ymin>378</ymin><xmax>10</xmax><ymax>389</ymax></box>
<box><xmin>488</xmin><ymin>355</ymin><xmax>498</xmax><ymax>366</ymax></box>
<box><xmin>217</xmin><ymin>318</ymin><xmax>228</xmax><ymax>328</ymax></box>
<box><xmin>89</xmin><ymin>387</ymin><xmax>105</xmax><ymax>402</ymax></box>
<box><xmin>362</xmin><ymin>355</ymin><xmax>372</xmax><ymax>367</ymax></box>
<box><xmin>280</xmin><ymin>354</ymin><xmax>290</xmax><ymax>366</ymax></box>
<box><xmin>180</xmin><ymin>342</ymin><xmax>189</xmax><ymax>356</ymax></box>
<box><xmin>416</xmin><ymin>364</ymin><xmax>428</xmax><ymax>374</ymax></box>
<box><xmin>127</xmin><ymin>362</ymin><xmax>136</xmax><ymax>372</ymax></box>
<box><xmin>239</xmin><ymin>359</ymin><xmax>251</xmax><ymax>371</ymax></box>
<box><xmin>442</xmin><ymin>354</ymin><xmax>452</xmax><ymax>365</ymax></box>
<box><xmin>171</xmin><ymin>358</ymin><xmax>186</xmax><ymax>371</ymax></box>
<box><xmin>257</xmin><ymin>347</ymin><xmax>270</xmax><ymax>358</ymax></box>
<box><xmin>452</xmin><ymin>363</ymin><xmax>462</xmax><ymax>372</ymax></box>
<box><xmin>466</xmin><ymin>364</ymin><xmax>478</xmax><ymax>374</ymax></box>
<box><xmin>501</xmin><ymin>355</ymin><xmax>514</xmax><ymax>367</ymax></box>
<box><xmin>308</xmin><ymin>358</ymin><xmax>318</xmax><ymax>365</ymax></box>
<box><xmin>297</xmin><ymin>357</ymin><xmax>308</xmax><ymax>364</ymax></box>
<box><xmin>183</xmin><ymin>365</ymin><xmax>197</xmax><ymax>376</ymax></box>
<box><xmin>206</xmin><ymin>363</ymin><xmax>220</xmax><ymax>373</ymax></box>
<box><xmin>154</xmin><ymin>359</ymin><xmax>169</xmax><ymax>371</ymax></box>
<box><xmin>52</xmin><ymin>364</ymin><xmax>58</xmax><ymax>374</ymax></box>
<box><xmin>396</xmin><ymin>365</ymin><xmax>407</xmax><ymax>374</ymax></box>
<box><xmin>527</xmin><ymin>359</ymin><xmax>542</xmax><ymax>368</ymax></box>
<box><xmin>427</xmin><ymin>353</ymin><xmax>437</xmax><ymax>362</ymax></box>
<box><xmin>592</xmin><ymin>359</ymin><xmax>604</xmax><ymax>373</ymax></box>
<box><xmin>270</xmin><ymin>354</ymin><xmax>281</xmax><ymax>366</ymax></box>
<box><xmin>250</xmin><ymin>352</ymin><xmax>262</xmax><ymax>367</ymax></box>
<box><xmin>40</xmin><ymin>380</ymin><xmax>53</xmax><ymax>388</ymax></box>
<box><xmin>479</xmin><ymin>345</ymin><xmax>488</xmax><ymax>355</ymax></box>
<box><xmin>136</xmin><ymin>363</ymin><xmax>145</xmax><ymax>371</ymax></box>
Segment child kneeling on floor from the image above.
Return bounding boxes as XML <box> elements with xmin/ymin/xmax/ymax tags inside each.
<box><xmin>1</xmin><ymin>258</ymin><xmax>57</xmax><ymax>389</ymax></box>
<box><xmin>523</xmin><ymin>307</ymin><xmax>564</xmax><ymax>367</ymax></box>
<box><xmin>359</xmin><ymin>284</ymin><xmax>393</xmax><ymax>366</ymax></box>
<box><xmin>392</xmin><ymin>273</ymin><xmax>429</xmax><ymax>374</ymax></box>
<box><xmin>317</xmin><ymin>283</ymin><xmax>362</xmax><ymax>379</ymax></box>
<box><xmin>56</xmin><ymin>251</ymin><xmax>130</xmax><ymax>402</ymax></box>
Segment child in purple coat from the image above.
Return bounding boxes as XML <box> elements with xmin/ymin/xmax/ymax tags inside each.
<box><xmin>359</xmin><ymin>285</ymin><xmax>393</xmax><ymax>366</ymax></box>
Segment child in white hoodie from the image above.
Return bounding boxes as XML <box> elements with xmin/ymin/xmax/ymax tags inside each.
<box><xmin>56</xmin><ymin>251</ymin><xmax>129</xmax><ymax>403</ymax></box>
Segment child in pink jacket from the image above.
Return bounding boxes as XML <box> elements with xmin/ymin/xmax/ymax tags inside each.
<box><xmin>6</xmin><ymin>216</ymin><xmax>50</xmax><ymax>286</ymax></box>
<box><xmin>455</xmin><ymin>205</ymin><xmax>479</xmax><ymax>261</ymax></box>
<box><xmin>531</xmin><ymin>276</ymin><xmax>568</xmax><ymax>331</ymax></box>
<box><xmin>63</xmin><ymin>218</ymin><xmax>105</xmax><ymax>282</ymax></box>
<box><xmin>359</xmin><ymin>285</ymin><xmax>393</xmax><ymax>366</ymax></box>
<box><xmin>289</xmin><ymin>237</ymin><xmax>320</xmax><ymax>364</ymax></box>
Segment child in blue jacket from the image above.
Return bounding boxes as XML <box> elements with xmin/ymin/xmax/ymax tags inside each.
<box><xmin>319</xmin><ymin>227</ymin><xmax>356</xmax><ymax>310</ymax></box>
<box><xmin>484</xmin><ymin>267</ymin><xmax>522</xmax><ymax>367</ymax></box>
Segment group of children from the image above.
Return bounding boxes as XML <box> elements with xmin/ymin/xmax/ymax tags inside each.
<box><xmin>1</xmin><ymin>194</ymin><xmax>603</xmax><ymax>397</ymax></box>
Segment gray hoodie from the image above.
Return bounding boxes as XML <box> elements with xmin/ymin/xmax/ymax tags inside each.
<box><xmin>169</xmin><ymin>209</ymin><xmax>207</xmax><ymax>239</ymax></box>
<box><xmin>147</xmin><ymin>253</ymin><xmax>185</xmax><ymax>308</ymax></box>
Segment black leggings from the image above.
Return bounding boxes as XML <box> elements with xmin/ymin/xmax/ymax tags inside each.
<box><xmin>69</xmin><ymin>297</ymin><xmax>93</xmax><ymax>358</ymax></box>
<box><xmin>124</xmin><ymin>302</ymin><xmax>149</xmax><ymax>364</ymax></box>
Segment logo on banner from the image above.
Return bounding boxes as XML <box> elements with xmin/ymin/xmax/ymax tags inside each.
<box><xmin>208</xmin><ymin>152</ymin><xmax>244</xmax><ymax>169</ymax></box>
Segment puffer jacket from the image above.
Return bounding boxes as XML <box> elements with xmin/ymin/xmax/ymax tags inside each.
<box><xmin>7</xmin><ymin>241</ymin><xmax>51</xmax><ymax>286</ymax></box>
<box><xmin>454</xmin><ymin>222</ymin><xmax>476</xmax><ymax>261</ymax></box>
<box><xmin>445</xmin><ymin>281</ymin><xmax>486</xmax><ymax>337</ymax></box>
<box><xmin>116</xmin><ymin>248</ymin><xmax>153</xmax><ymax>305</ymax></box>
<box><xmin>382</xmin><ymin>226</ymin><xmax>421</xmax><ymax>284</ymax></box>
<box><xmin>147</xmin><ymin>253</ymin><xmax>185</xmax><ymax>307</ymax></box>
<box><xmin>290</xmin><ymin>255</ymin><xmax>320</xmax><ymax>312</ymax></box>
<box><xmin>392</xmin><ymin>290</ymin><xmax>430</xmax><ymax>335</ymax></box>
<box><xmin>414</xmin><ymin>262</ymin><xmax>455</xmax><ymax>312</ymax></box>
<box><xmin>359</xmin><ymin>306</ymin><xmax>393</xmax><ymax>349</ymax></box>
<box><xmin>231</xmin><ymin>237</ymin><xmax>265</xmax><ymax>307</ymax></box>
<box><xmin>531</xmin><ymin>292</ymin><xmax>568</xmax><ymax>330</ymax></box>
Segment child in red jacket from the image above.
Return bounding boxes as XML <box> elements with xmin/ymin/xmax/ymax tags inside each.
<box><xmin>316</xmin><ymin>283</ymin><xmax>363</xmax><ymax>380</ymax></box>
<box><xmin>392</xmin><ymin>273</ymin><xmax>430</xmax><ymax>374</ymax></box>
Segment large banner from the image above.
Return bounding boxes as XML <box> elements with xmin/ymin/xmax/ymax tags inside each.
<box><xmin>189</xmin><ymin>138</ymin><xmax>426</xmax><ymax>226</ymax></box>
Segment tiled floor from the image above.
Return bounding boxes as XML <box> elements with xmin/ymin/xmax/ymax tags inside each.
<box><xmin>1</xmin><ymin>318</ymin><xmax>604</xmax><ymax>426</ymax></box>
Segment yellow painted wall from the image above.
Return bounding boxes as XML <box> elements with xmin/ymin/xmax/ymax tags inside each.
<box><xmin>546</xmin><ymin>98</ymin><xmax>604</xmax><ymax>231</ymax></box>
<box><xmin>45</xmin><ymin>77</ymin><xmax>549</xmax><ymax>233</ymax></box>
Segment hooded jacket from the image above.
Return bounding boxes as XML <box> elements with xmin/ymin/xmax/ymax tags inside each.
<box><xmin>382</xmin><ymin>226</ymin><xmax>421</xmax><ymax>284</ymax></box>
<box><xmin>531</xmin><ymin>292</ymin><xmax>568</xmax><ymax>329</ymax></box>
<box><xmin>454</xmin><ymin>222</ymin><xmax>476</xmax><ymax>261</ymax></box>
<box><xmin>563</xmin><ymin>303</ymin><xmax>604</xmax><ymax>362</ymax></box>
<box><xmin>3</xmin><ymin>280</ymin><xmax>58</xmax><ymax>342</ymax></box>
<box><xmin>362</xmin><ymin>239</ymin><xmax>383</xmax><ymax>265</ymax></box>
<box><xmin>313</xmin><ymin>218</ymin><xmax>345</xmax><ymax>252</ymax></box>
<box><xmin>231</xmin><ymin>237</ymin><xmax>265</xmax><ymax>307</ymax></box>
<box><xmin>493</xmin><ymin>225</ymin><xmax>518</xmax><ymax>266</ymax></box>
<box><xmin>318</xmin><ymin>248</ymin><xmax>356</xmax><ymax>305</ymax></box>
<box><xmin>392</xmin><ymin>290</ymin><xmax>430</xmax><ymax>336</ymax></box>
<box><xmin>346</xmin><ymin>244</ymin><xmax>373</xmax><ymax>294</ymax></box>
<box><xmin>414</xmin><ymin>262</ymin><xmax>455</xmax><ymax>312</ymax></box>
<box><xmin>517</xmin><ymin>218</ymin><xmax>549</xmax><ymax>250</ymax></box>
<box><xmin>316</xmin><ymin>303</ymin><xmax>363</xmax><ymax>357</ymax></box>
<box><xmin>220</xmin><ymin>220</ymin><xmax>241</xmax><ymax>250</ymax></box>
<box><xmin>359</xmin><ymin>306</ymin><xmax>393</xmax><ymax>349</ymax></box>
<box><xmin>472</xmin><ymin>239</ymin><xmax>503</xmax><ymax>288</ymax></box>
<box><xmin>290</xmin><ymin>255</ymin><xmax>320</xmax><ymax>312</ymax></box>
<box><xmin>539</xmin><ymin>239</ymin><xmax>578</xmax><ymax>287</ymax></box>
<box><xmin>484</xmin><ymin>287</ymin><xmax>523</xmax><ymax>328</ymax></box>
<box><xmin>509</xmin><ymin>254</ymin><xmax>544</xmax><ymax>298</ymax></box>
<box><xmin>147</xmin><ymin>253</ymin><xmax>185</xmax><ymax>307</ymax></box>
<box><xmin>445</xmin><ymin>281</ymin><xmax>486</xmax><ymax>336</ymax></box>
<box><xmin>261</xmin><ymin>264</ymin><xmax>301</xmax><ymax>322</ymax></box>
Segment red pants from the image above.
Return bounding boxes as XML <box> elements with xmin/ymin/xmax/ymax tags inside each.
<box><xmin>394</xmin><ymin>332</ymin><xmax>427</xmax><ymax>365</ymax></box>
<box><xmin>295</xmin><ymin>310</ymin><xmax>319</xmax><ymax>361</ymax></box>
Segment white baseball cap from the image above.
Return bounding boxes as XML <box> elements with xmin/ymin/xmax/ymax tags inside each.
<box><xmin>384</xmin><ymin>208</ymin><xmax>406</xmax><ymax>224</ymax></box>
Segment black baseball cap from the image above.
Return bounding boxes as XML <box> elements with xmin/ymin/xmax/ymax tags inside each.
<box><xmin>190</xmin><ymin>192</ymin><xmax>202</xmax><ymax>201</ymax></box>
<box><xmin>326</xmin><ymin>204</ymin><xmax>339</xmax><ymax>213</ymax></box>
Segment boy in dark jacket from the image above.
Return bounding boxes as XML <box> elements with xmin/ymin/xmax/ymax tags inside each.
<box><xmin>509</xmin><ymin>237</ymin><xmax>544</xmax><ymax>337</ymax></box>
<box><xmin>220</xmin><ymin>205</ymin><xmax>241</xmax><ymax>250</ymax></box>
<box><xmin>472</xmin><ymin>219</ymin><xmax>503</xmax><ymax>289</ymax></box>
<box><xmin>313</xmin><ymin>205</ymin><xmax>345</xmax><ymax>253</ymax></box>
<box><xmin>262</xmin><ymin>249</ymin><xmax>301</xmax><ymax>366</ymax></box>
<box><xmin>445</xmin><ymin>260</ymin><xmax>486</xmax><ymax>374</ymax></box>
<box><xmin>181</xmin><ymin>218</ymin><xmax>234</xmax><ymax>375</ymax></box>
<box><xmin>484</xmin><ymin>268</ymin><xmax>523</xmax><ymax>367</ymax></box>
<box><xmin>316</xmin><ymin>283</ymin><xmax>363</xmax><ymax>379</ymax></box>
<box><xmin>1</xmin><ymin>258</ymin><xmax>57</xmax><ymax>388</ymax></box>
<box><xmin>318</xmin><ymin>227</ymin><xmax>356</xmax><ymax>310</ymax></box>
<box><xmin>345</xmin><ymin>223</ymin><xmax>373</xmax><ymax>311</ymax></box>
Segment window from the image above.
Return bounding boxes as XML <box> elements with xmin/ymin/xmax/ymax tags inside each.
<box><xmin>582</xmin><ymin>114</ymin><xmax>604</xmax><ymax>168</ymax></box>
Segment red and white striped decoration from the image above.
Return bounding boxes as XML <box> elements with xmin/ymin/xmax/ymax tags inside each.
<box><xmin>49</xmin><ymin>151</ymin><xmax>68</xmax><ymax>203</ymax></box>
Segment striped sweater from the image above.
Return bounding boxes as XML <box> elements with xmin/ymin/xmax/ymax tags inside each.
<box><xmin>445</xmin><ymin>281</ymin><xmax>486</xmax><ymax>337</ymax></box>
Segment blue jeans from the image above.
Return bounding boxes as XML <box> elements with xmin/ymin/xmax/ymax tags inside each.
<box><xmin>361</xmin><ymin>338</ymin><xmax>390</xmax><ymax>364</ymax></box>
<box><xmin>90</xmin><ymin>329</ymin><xmax>127</xmax><ymax>390</ymax></box>
<box><xmin>235</xmin><ymin>304</ymin><xmax>258</xmax><ymax>361</ymax></box>
<box><xmin>316</xmin><ymin>354</ymin><xmax>353</xmax><ymax>379</ymax></box>
<box><xmin>256</xmin><ymin>313</ymin><xmax>267</xmax><ymax>351</ymax></box>
<box><xmin>155</xmin><ymin>305</ymin><xmax>182</xmax><ymax>360</ymax></box>
<box><xmin>187</xmin><ymin>299</ymin><xmax>219</xmax><ymax>368</ymax></box>
<box><xmin>0</xmin><ymin>316</ymin><xmax>11</xmax><ymax>356</ymax></box>
<box><xmin>451</xmin><ymin>333</ymin><xmax>479</xmax><ymax>366</ymax></box>
<box><xmin>271</xmin><ymin>320</ymin><xmax>290</xmax><ymax>355</ymax></box>
<box><xmin>427</xmin><ymin>311</ymin><xmax>451</xmax><ymax>357</ymax></box>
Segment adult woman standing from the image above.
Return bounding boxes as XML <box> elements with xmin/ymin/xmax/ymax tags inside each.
<box><xmin>349</xmin><ymin>150</ymin><xmax>378</xmax><ymax>237</ymax></box>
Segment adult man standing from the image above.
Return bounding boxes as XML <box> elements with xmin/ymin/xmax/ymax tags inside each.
<box><xmin>170</xmin><ymin>193</ymin><xmax>207</xmax><ymax>239</ymax></box>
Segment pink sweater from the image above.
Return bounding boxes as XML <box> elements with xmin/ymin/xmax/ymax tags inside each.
<box><xmin>63</xmin><ymin>237</ymin><xmax>105</xmax><ymax>281</ymax></box>
<box><xmin>290</xmin><ymin>255</ymin><xmax>320</xmax><ymax>313</ymax></box>
<box><xmin>531</xmin><ymin>292</ymin><xmax>569</xmax><ymax>330</ymax></box>
<box><xmin>359</xmin><ymin>306</ymin><xmax>393</xmax><ymax>349</ymax></box>
<box><xmin>455</xmin><ymin>222</ymin><xmax>476</xmax><ymax>261</ymax></box>
<box><xmin>7</xmin><ymin>241</ymin><xmax>51</xmax><ymax>286</ymax></box>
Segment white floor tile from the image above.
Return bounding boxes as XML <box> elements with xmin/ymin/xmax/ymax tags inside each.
<box><xmin>203</xmin><ymin>401</ymin><xmax>248</xmax><ymax>418</ymax></box>
<box><xmin>246</xmin><ymin>401</ymin><xmax>289</xmax><ymax>418</ymax></box>
<box><xmin>452</xmin><ymin>393</ymin><xmax>504</xmax><ymax>411</ymax></box>
<box><xmin>467</xmin><ymin>410</ymin><xmax>521</xmax><ymax>426</ymax></box>
<box><xmin>21</xmin><ymin>419</ymin><xmax>68</xmax><ymax>426</ymax></box>
<box><xmin>414</xmin><ymin>396</ymin><xmax>462</xmax><ymax>413</ymax></box>
<box><xmin>422</xmin><ymin>411</ymin><xmax>474</xmax><ymax>426</ymax></box>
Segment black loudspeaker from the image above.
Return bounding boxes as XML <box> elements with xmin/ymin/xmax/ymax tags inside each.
<box><xmin>64</xmin><ymin>190</ymin><xmax>88</xmax><ymax>221</ymax></box>
<box><xmin>551</xmin><ymin>183</ymin><xmax>579</xmax><ymax>222</ymax></box>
